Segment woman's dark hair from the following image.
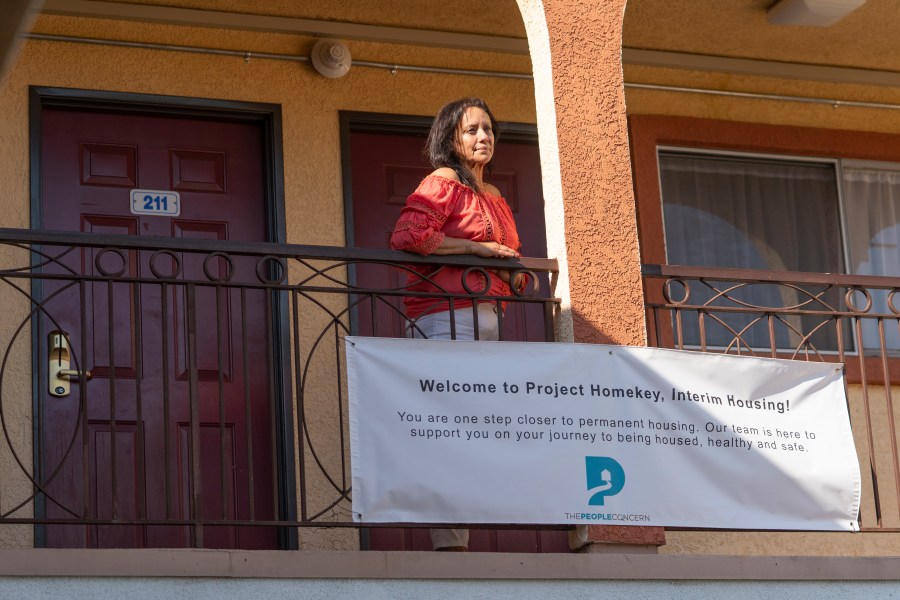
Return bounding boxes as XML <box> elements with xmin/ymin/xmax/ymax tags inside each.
<box><xmin>425</xmin><ymin>97</ymin><xmax>500</xmax><ymax>192</ymax></box>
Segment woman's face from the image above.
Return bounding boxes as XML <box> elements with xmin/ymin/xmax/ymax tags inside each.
<box><xmin>455</xmin><ymin>106</ymin><xmax>494</xmax><ymax>168</ymax></box>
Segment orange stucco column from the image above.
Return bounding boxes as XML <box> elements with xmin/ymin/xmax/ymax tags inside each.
<box><xmin>542</xmin><ymin>0</ymin><xmax>645</xmax><ymax>347</ymax></box>
<box><xmin>541</xmin><ymin>0</ymin><xmax>662</xmax><ymax>550</ymax></box>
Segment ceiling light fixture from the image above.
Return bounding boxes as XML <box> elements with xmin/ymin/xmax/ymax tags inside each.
<box><xmin>767</xmin><ymin>0</ymin><xmax>866</xmax><ymax>26</ymax></box>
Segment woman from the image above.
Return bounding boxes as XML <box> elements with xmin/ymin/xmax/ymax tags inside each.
<box><xmin>390</xmin><ymin>98</ymin><xmax>526</xmax><ymax>551</ymax></box>
<box><xmin>391</xmin><ymin>97</ymin><xmax>526</xmax><ymax>345</ymax></box>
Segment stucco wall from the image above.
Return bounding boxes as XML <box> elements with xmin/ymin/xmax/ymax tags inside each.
<box><xmin>623</xmin><ymin>0</ymin><xmax>900</xmax><ymax>74</ymax></box>
<box><xmin>83</xmin><ymin>0</ymin><xmax>528</xmax><ymax>39</ymax></box>
<box><xmin>624</xmin><ymin>65</ymin><xmax>900</xmax><ymax>134</ymax></box>
<box><xmin>621</xmin><ymin>0</ymin><xmax>900</xmax><ymax>133</ymax></box>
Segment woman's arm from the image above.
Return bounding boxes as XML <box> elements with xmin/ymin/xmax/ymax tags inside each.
<box><xmin>431</xmin><ymin>236</ymin><xmax>519</xmax><ymax>258</ymax></box>
<box><xmin>433</xmin><ymin>237</ymin><xmax>526</xmax><ymax>291</ymax></box>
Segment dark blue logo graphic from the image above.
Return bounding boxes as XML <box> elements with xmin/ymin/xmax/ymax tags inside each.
<box><xmin>585</xmin><ymin>456</ymin><xmax>625</xmax><ymax>506</ymax></box>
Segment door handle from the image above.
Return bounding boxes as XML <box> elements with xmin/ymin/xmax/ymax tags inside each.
<box><xmin>48</xmin><ymin>331</ymin><xmax>91</xmax><ymax>398</ymax></box>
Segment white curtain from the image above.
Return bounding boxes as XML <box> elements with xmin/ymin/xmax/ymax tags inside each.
<box><xmin>842</xmin><ymin>166</ymin><xmax>900</xmax><ymax>352</ymax></box>
<box><xmin>661</xmin><ymin>153</ymin><xmax>843</xmax><ymax>273</ymax></box>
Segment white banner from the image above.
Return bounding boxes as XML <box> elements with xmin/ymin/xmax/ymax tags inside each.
<box><xmin>346</xmin><ymin>337</ymin><xmax>860</xmax><ymax>531</ymax></box>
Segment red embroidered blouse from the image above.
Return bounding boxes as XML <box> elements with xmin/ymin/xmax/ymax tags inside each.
<box><xmin>390</xmin><ymin>175</ymin><xmax>523</xmax><ymax>319</ymax></box>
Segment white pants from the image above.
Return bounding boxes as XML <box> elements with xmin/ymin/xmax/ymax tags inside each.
<box><xmin>407</xmin><ymin>304</ymin><xmax>499</xmax><ymax>549</ymax></box>
<box><xmin>407</xmin><ymin>303</ymin><xmax>500</xmax><ymax>342</ymax></box>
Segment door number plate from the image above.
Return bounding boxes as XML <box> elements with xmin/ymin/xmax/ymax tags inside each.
<box><xmin>130</xmin><ymin>189</ymin><xmax>181</xmax><ymax>216</ymax></box>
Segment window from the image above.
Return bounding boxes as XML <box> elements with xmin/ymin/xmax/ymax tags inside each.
<box><xmin>842</xmin><ymin>161</ymin><xmax>900</xmax><ymax>351</ymax></box>
<box><xmin>659</xmin><ymin>149</ymin><xmax>900</xmax><ymax>353</ymax></box>
<box><xmin>660</xmin><ymin>151</ymin><xmax>844</xmax><ymax>274</ymax></box>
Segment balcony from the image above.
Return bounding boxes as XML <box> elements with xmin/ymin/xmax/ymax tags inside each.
<box><xmin>1</xmin><ymin>226</ymin><xmax>894</xmax><ymax>549</ymax></box>
<box><xmin>0</xmin><ymin>228</ymin><xmax>558</xmax><ymax>549</ymax></box>
<box><xmin>643</xmin><ymin>264</ymin><xmax>900</xmax><ymax>532</ymax></box>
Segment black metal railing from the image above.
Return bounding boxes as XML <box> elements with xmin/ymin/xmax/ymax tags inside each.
<box><xmin>0</xmin><ymin>228</ymin><xmax>558</xmax><ymax>548</ymax></box>
<box><xmin>643</xmin><ymin>264</ymin><xmax>900</xmax><ymax>531</ymax></box>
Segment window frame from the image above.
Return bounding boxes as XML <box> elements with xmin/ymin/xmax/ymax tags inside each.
<box><xmin>655</xmin><ymin>145</ymin><xmax>852</xmax><ymax>276</ymax></box>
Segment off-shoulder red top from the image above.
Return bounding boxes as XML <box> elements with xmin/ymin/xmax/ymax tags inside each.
<box><xmin>390</xmin><ymin>175</ymin><xmax>523</xmax><ymax>319</ymax></box>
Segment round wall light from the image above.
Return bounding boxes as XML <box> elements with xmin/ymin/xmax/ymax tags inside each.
<box><xmin>310</xmin><ymin>38</ymin><xmax>351</xmax><ymax>78</ymax></box>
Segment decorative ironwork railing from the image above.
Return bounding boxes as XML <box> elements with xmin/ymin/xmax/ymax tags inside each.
<box><xmin>643</xmin><ymin>264</ymin><xmax>900</xmax><ymax>531</ymax></box>
<box><xmin>0</xmin><ymin>228</ymin><xmax>558</xmax><ymax>548</ymax></box>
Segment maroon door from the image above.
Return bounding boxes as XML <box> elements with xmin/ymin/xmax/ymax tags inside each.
<box><xmin>348</xmin><ymin>125</ymin><xmax>569</xmax><ymax>552</ymax></box>
<box><xmin>37</xmin><ymin>106</ymin><xmax>279</xmax><ymax>548</ymax></box>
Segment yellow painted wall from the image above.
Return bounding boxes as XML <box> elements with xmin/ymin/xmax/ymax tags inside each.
<box><xmin>622</xmin><ymin>0</ymin><xmax>900</xmax><ymax>133</ymax></box>
<box><xmin>623</xmin><ymin>0</ymin><xmax>898</xmax><ymax>73</ymax></box>
<box><xmin>88</xmin><ymin>0</ymin><xmax>528</xmax><ymax>39</ymax></box>
<box><xmin>623</xmin><ymin>65</ymin><xmax>900</xmax><ymax>135</ymax></box>
<box><xmin>622</xmin><ymin>0</ymin><xmax>900</xmax><ymax>134</ymax></box>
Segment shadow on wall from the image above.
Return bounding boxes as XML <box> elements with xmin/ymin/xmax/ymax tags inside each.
<box><xmin>565</xmin><ymin>305</ymin><xmax>646</xmax><ymax>347</ymax></box>
<box><xmin>0</xmin><ymin>0</ymin><xmax>41</xmax><ymax>76</ymax></box>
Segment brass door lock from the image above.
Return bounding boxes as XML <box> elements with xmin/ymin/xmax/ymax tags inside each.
<box><xmin>48</xmin><ymin>331</ymin><xmax>91</xmax><ymax>397</ymax></box>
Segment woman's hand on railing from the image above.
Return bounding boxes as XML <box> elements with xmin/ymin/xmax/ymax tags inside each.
<box><xmin>432</xmin><ymin>236</ymin><xmax>519</xmax><ymax>258</ymax></box>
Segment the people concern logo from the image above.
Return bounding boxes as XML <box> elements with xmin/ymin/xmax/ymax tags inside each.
<box><xmin>585</xmin><ymin>456</ymin><xmax>625</xmax><ymax>506</ymax></box>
